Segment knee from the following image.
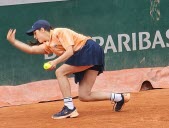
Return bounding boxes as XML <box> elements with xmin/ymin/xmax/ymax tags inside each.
<box><xmin>55</xmin><ymin>68</ymin><xmax>64</xmax><ymax>77</ymax></box>
<box><xmin>78</xmin><ymin>93</ymin><xmax>90</xmax><ymax>102</ymax></box>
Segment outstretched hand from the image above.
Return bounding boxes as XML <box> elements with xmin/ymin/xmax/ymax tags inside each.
<box><xmin>7</xmin><ymin>29</ymin><xmax>16</xmax><ymax>44</ymax></box>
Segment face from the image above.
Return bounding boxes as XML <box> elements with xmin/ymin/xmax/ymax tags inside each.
<box><xmin>33</xmin><ymin>28</ymin><xmax>49</xmax><ymax>43</ymax></box>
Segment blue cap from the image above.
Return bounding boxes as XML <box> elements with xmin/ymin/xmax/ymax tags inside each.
<box><xmin>26</xmin><ymin>20</ymin><xmax>51</xmax><ymax>36</ymax></box>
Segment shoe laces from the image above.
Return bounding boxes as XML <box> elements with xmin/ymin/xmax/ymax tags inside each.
<box><xmin>58</xmin><ymin>106</ymin><xmax>68</xmax><ymax>115</ymax></box>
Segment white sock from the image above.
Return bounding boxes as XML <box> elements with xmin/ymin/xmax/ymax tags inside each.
<box><xmin>110</xmin><ymin>93</ymin><xmax>122</xmax><ymax>102</ymax></box>
<box><xmin>64</xmin><ymin>97</ymin><xmax>74</xmax><ymax>110</ymax></box>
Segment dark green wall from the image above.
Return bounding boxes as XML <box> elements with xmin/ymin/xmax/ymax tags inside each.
<box><xmin>0</xmin><ymin>0</ymin><xmax>169</xmax><ymax>85</ymax></box>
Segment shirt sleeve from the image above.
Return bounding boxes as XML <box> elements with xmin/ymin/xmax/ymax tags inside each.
<box><xmin>58</xmin><ymin>29</ymin><xmax>74</xmax><ymax>50</ymax></box>
<box><xmin>44</xmin><ymin>44</ymin><xmax>52</xmax><ymax>54</ymax></box>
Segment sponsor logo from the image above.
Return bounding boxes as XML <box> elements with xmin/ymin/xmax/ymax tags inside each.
<box><xmin>45</xmin><ymin>29</ymin><xmax>169</xmax><ymax>60</ymax></box>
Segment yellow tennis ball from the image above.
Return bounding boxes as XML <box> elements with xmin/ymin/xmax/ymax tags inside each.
<box><xmin>43</xmin><ymin>63</ymin><xmax>51</xmax><ymax>70</ymax></box>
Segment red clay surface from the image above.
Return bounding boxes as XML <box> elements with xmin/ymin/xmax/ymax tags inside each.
<box><xmin>1</xmin><ymin>66</ymin><xmax>169</xmax><ymax>107</ymax></box>
<box><xmin>0</xmin><ymin>89</ymin><xmax>169</xmax><ymax>128</ymax></box>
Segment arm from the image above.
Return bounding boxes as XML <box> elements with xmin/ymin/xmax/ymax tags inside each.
<box><xmin>7</xmin><ymin>29</ymin><xmax>46</xmax><ymax>54</ymax></box>
<box><xmin>49</xmin><ymin>45</ymin><xmax>74</xmax><ymax>68</ymax></box>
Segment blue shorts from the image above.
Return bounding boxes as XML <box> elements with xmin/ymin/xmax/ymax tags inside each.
<box><xmin>65</xmin><ymin>39</ymin><xmax>105</xmax><ymax>84</ymax></box>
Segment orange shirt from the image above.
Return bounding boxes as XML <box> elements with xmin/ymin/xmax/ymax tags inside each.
<box><xmin>44</xmin><ymin>28</ymin><xmax>91</xmax><ymax>56</ymax></box>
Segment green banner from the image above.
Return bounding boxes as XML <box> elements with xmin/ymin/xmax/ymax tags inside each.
<box><xmin>0</xmin><ymin>0</ymin><xmax>168</xmax><ymax>85</ymax></box>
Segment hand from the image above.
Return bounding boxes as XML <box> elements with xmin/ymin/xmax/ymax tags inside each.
<box><xmin>47</xmin><ymin>60</ymin><xmax>57</xmax><ymax>70</ymax></box>
<box><xmin>7</xmin><ymin>29</ymin><xmax>16</xmax><ymax>45</ymax></box>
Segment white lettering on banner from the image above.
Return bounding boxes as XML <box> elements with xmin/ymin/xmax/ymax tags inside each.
<box><xmin>92</xmin><ymin>36</ymin><xmax>104</xmax><ymax>46</ymax></box>
<box><xmin>139</xmin><ymin>32</ymin><xmax>151</xmax><ymax>50</ymax></box>
<box><xmin>104</xmin><ymin>35</ymin><xmax>117</xmax><ymax>53</ymax></box>
<box><xmin>44</xmin><ymin>54</ymin><xmax>56</xmax><ymax>59</ymax></box>
<box><xmin>44</xmin><ymin>29</ymin><xmax>169</xmax><ymax>60</ymax></box>
<box><xmin>132</xmin><ymin>33</ymin><xmax>137</xmax><ymax>51</ymax></box>
<box><xmin>166</xmin><ymin>29</ymin><xmax>169</xmax><ymax>47</ymax></box>
<box><xmin>118</xmin><ymin>34</ymin><xmax>131</xmax><ymax>52</ymax></box>
<box><xmin>152</xmin><ymin>30</ymin><xmax>165</xmax><ymax>48</ymax></box>
<box><xmin>94</xmin><ymin>30</ymin><xmax>169</xmax><ymax>54</ymax></box>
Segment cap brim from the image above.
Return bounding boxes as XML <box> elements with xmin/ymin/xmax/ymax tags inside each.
<box><xmin>26</xmin><ymin>28</ymin><xmax>36</xmax><ymax>36</ymax></box>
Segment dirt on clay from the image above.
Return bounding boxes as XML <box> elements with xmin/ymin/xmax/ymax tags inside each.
<box><xmin>0</xmin><ymin>88</ymin><xmax>169</xmax><ymax>128</ymax></box>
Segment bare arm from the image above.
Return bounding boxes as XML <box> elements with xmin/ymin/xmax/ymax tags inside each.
<box><xmin>7</xmin><ymin>29</ymin><xmax>46</xmax><ymax>54</ymax></box>
<box><xmin>49</xmin><ymin>45</ymin><xmax>74</xmax><ymax>68</ymax></box>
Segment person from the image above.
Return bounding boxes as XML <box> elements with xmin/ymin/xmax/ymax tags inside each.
<box><xmin>7</xmin><ymin>20</ymin><xmax>130</xmax><ymax>119</ymax></box>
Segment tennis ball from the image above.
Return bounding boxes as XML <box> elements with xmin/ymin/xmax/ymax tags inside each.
<box><xmin>43</xmin><ymin>63</ymin><xmax>51</xmax><ymax>70</ymax></box>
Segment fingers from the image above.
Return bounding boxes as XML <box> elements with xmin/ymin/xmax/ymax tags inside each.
<box><xmin>7</xmin><ymin>29</ymin><xmax>12</xmax><ymax>39</ymax></box>
<box><xmin>47</xmin><ymin>61</ymin><xmax>56</xmax><ymax>70</ymax></box>
<box><xmin>7</xmin><ymin>29</ymin><xmax>14</xmax><ymax>35</ymax></box>
<box><xmin>7</xmin><ymin>29</ymin><xmax>16</xmax><ymax>38</ymax></box>
<box><xmin>7</xmin><ymin>29</ymin><xmax>16</xmax><ymax>43</ymax></box>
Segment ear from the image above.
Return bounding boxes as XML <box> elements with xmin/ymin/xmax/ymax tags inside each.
<box><xmin>40</xmin><ymin>27</ymin><xmax>45</xmax><ymax>32</ymax></box>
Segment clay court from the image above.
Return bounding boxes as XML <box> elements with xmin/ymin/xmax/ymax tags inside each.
<box><xmin>0</xmin><ymin>89</ymin><xmax>169</xmax><ymax>128</ymax></box>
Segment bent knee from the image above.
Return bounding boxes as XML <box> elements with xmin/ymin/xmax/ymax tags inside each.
<box><xmin>55</xmin><ymin>68</ymin><xmax>65</xmax><ymax>77</ymax></box>
<box><xmin>78</xmin><ymin>96</ymin><xmax>89</xmax><ymax>102</ymax></box>
<box><xmin>78</xmin><ymin>94</ymin><xmax>90</xmax><ymax>102</ymax></box>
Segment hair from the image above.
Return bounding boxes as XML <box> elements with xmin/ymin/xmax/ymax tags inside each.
<box><xmin>46</xmin><ymin>26</ymin><xmax>54</xmax><ymax>32</ymax></box>
<box><xmin>27</xmin><ymin>26</ymin><xmax>54</xmax><ymax>46</ymax></box>
<box><xmin>27</xmin><ymin>40</ymin><xmax>41</xmax><ymax>46</ymax></box>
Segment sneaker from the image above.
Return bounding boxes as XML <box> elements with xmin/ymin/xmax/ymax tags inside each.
<box><xmin>52</xmin><ymin>106</ymin><xmax>79</xmax><ymax>119</ymax></box>
<box><xmin>113</xmin><ymin>93</ymin><xmax>130</xmax><ymax>112</ymax></box>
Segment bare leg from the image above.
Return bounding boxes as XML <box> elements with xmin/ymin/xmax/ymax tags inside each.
<box><xmin>55</xmin><ymin>64</ymin><xmax>92</xmax><ymax>97</ymax></box>
<box><xmin>52</xmin><ymin>64</ymin><xmax>130</xmax><ymax>119</ymax></box>
<box><xmin>78</xmin><ymin>70</ymin><xmax>112</xmax><ymax>101</ymax></box>
<box><xmin>78</xmin><ymin>70</ymin><xmax>131</xmax><ymax>112</ymax></box>
<box><xmin>52</xmin><ymin>64</ymin><xmax>93</xmax><ymax>119</ymax></box>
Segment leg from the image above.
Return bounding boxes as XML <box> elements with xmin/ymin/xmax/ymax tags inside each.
<box><xmin>55</xmin><ymin>64</ymin><xmax>92</xmax><ymax>98</ymax></box>
<box><xmin>78</xmin><ymin>70</ymin><xmax>112</xmax><ymax>101</ymax></box>
<box><xmin>78</xmin><ymin>70</ymin><xmax>131</xmax><ymax>112</ymax></box>
<box><xmin>52</xmin><ymin>64</ymin><xmax>92</xmax><ymax>119</ymax></box>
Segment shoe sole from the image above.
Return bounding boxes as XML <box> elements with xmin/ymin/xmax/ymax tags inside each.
<box><xmin>113</xmin><ymin>93</ymin><xmax>131</xmax><ymax>112</ymax></box>
<box><xmin>123</xmin><ymin>93</ymin><xmax>130</xmax><ymax>103</ymax></box>
<box><xmin>52</xmin><ymin>110</ymin><xmax>79</xmax><ymax>119</ymax></box>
